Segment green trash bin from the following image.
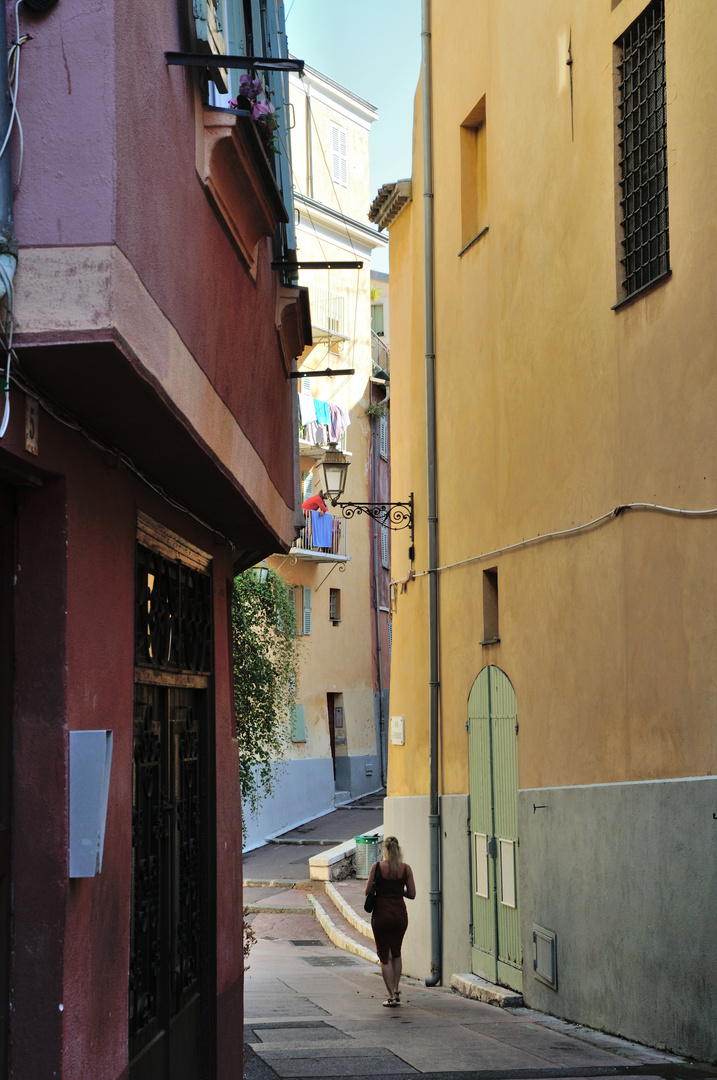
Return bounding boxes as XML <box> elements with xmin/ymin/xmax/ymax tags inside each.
<box><xmin>355</xmin><ymin>834</ymin><xmax>380</xmax><ymax>878</ymax></box>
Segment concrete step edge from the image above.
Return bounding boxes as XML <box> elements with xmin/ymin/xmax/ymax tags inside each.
<box><xmin>308</xmin><ymin>895</ymin><xmax>379</xmax><ymax>966</ymax></box>
<box><xmin>451</xmin><ymin>972</ymin><xmax>523</xmax><ymax>1008</ymax></box>
<box><xmin>324</xmin><ymin>881</ymin><xmax>374</xmax><ymax>941</ymax></box>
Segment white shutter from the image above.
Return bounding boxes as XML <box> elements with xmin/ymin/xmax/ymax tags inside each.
<box><xmin>379</xmin><ymin>414</ymin><xmax>388</xmax><ymax>460</ymax></box>
<box><xmin>302</xmin><ymin>586</ymin><xmax>312</xmax><ymax>635</ymax></box>
<box><xmin>302</xmin><ymin>471</ymin><xmax>314</xmax><ymax>498</ymax></box>
<box><xmin>301</xmin><ymin>375</ymin><xmax>312</xmax><ymax>395</ymax></box>
<box><xmin>331</xmin><ymin>124</ymin><xmax>348</xmax><ymax>188</ymax></box>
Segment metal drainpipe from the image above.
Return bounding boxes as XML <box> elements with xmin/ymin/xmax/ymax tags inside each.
<box><xmin>421</xmin><ymin>0</ymin><xmax>441</xmax><ymax>988</ymax></box>
<box><xmin>0</xmin><ymin>7</ymin><xmax>18</xmax><ymax>302</ymax></box>
<box><xmin>371</xmin><ymin>417</ymin><xmax>386</xmax><ymax>787</ymax></box>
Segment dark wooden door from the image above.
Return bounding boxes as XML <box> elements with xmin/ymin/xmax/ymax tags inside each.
<box><xmin>129</xmin><ymin>683</ymin><xmax>204</xmax><ymax>1080</ymax></box>
<box><xmin>0</xmin><ymin>485</ymin><xmax>13</xmax><ymax>1080</ymax></box>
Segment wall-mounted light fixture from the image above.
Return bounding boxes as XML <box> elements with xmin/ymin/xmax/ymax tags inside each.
<box><xmin>319</xmin><ymin>443</ymin><xmax>414</xmax><ymax>554</ymax></box>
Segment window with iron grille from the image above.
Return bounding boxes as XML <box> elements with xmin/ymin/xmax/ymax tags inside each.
<box><xmin>329</xmin><ymin>587</ymin><xmax>341</xmax><ymax>624</ymax></box>
<box><xmin>615</xmin><ymin>0</ymin><xmax>669</xmax><ymax>301</ymax></box>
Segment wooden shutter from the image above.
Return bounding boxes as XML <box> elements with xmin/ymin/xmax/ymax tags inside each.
<box><xmin>331</xmin><ymin>124</ymin><xmax>348</xmax><ymax>187</ymax></box>
<box><xmin>290</xmin><ymin>704</ymin><xmax>306</xmax><ymax>742</ymax></box>
<box><xmin>379</xmin><ymin>414</ymin><xmax>388</xmax><ymax>460</ymax></box>
<box><xmin>302</xmin><ymin>586</ymin><xmax>312</xmax><ymax>635</ymax></box>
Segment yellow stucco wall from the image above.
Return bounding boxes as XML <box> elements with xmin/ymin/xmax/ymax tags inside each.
<box><xmin>388</xmin><ymin>0</ymin><xmax>717</xmax><ymax>799</ymax></box>
<box><xmin>265</xmin><ymin>66</ymin><xmax>385</xmax><ymax>788</ymax></box>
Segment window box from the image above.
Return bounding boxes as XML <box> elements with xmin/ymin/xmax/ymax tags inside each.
<box><xmin>199</xmin><ymin>107</ymin><xmax>288</xmax><ymax>275</ymax></box>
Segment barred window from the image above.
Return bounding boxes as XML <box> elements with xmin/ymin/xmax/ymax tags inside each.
<box><xmin>616</xmin><ymin>0</ymin><xmax>669</xmax><ymax>301</ymax></box>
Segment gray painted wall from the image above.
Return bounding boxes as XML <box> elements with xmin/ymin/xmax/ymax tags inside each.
<box><xmin>518</xmin><ymin>775</ymin><xmax>717</xmax><ymax>1063</ymax></box>
<box><xmin>383</xmin><ymin>793</ymin><xmax>472</xmax><ymax>985</ymax></box>
<box><xmin>242</xmin><ymin>756</ymin><xmax>335</xmax><ymax>851</ymax></box>
<box><xmin>335</xmin><ymin>752</ymin><xmax>381</xmax><ymax>798</ymax></box>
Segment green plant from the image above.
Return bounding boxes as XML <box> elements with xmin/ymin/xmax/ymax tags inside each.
<box><xmin>365</xmin><ymin>400</ymin><xmax>387</xmax><ymax>419</ymax></box>
<box><xmin>232</xmin><ymin>568</ymin><xmax>300</xmax><ymax>836</ymax></box>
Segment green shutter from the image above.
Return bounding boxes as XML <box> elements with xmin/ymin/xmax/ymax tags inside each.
<box><xmin>291</xmin><ymin>704</ymin><xmax>306</xmax><ymax>742</ymax></box>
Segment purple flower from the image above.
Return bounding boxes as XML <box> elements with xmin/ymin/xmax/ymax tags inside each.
<box><xmin>252</xmin><ymin>100</ymin><xmax>275</xmax><ymax>119</ymax></box>
<box><xmin>238</xmin><ymin>73</ymin><xmax>264</xmax><ymax>100</ymax></box>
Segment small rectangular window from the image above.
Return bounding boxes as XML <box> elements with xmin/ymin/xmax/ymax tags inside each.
<box><xmin>460</xmin><ymin>96</ymin><xmax>487</xmax><ymax>251</ymax></box>
<box><xmin>379</xmin><ymin>414</ymin><xmax>389</xmax><ymax>461</ymax></box>
<box><xmin>482</xmin><ymin>567</ymin><xmax>499</xmax><ymax>643</ymax></box>
<box><xmin>300</xmin><ymin>375</ymin><xmax>312</xmax><ymax>395</ymax></box>
<box><xmin>474</xmin><ymin>833</ymin><xmax>489</xmax><ymax>898</ymax></box>
<box><xmin>371</xmin><ymin>304</ymin><xmax>384</xmax><ymax>335</ymax></box>
<box><xmin>499</xmin><ymin>839</ymin><xmax>517</xmax><ymax>908</ymax></box>
<box><xmin>331</xmin><ymin>123</ymin><xmax>348</xmax><ymax>188</ymax></box>
<box><xmin>615</xmin><ymin>0</ymin><xmax>669</xmax><ymax>301</ymax></box>
<box><xmin>302</xmin><ymin>471</ymin><xmax>314</xmax><ymax>499</ymax></box>
<box><xmin>329</xmin><ymin>587</ymin><xmax>341</xmax><ymax>624</ymax></box>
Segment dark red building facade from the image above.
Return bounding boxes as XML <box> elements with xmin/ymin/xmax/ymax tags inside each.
<box><xmin>0</xmin><ymin>1</ymin><xmax>307</xmax><ymax>1077</ymax></box>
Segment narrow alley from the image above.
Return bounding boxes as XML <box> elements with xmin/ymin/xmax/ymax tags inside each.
<box><xmin>242</xmin><ymin>801</ymin><xmax>713</xmax><ymax>1080</ymax></box>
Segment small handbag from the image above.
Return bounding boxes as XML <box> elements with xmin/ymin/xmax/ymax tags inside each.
<box><xmin>363</xmin><ymin>863</ymin><xmax>380</xmax><ymax>913</ymax></box>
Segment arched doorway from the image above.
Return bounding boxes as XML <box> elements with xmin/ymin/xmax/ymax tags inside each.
<box><xmin>468</xmin><ymin>665</ymin><xmax>522</xmax><ymax>991</ymax></box>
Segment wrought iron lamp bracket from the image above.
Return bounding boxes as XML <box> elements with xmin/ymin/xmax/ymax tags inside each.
<box><xmin>333</xmin><ymin>493</ymin><xmax>414</xmax><ymax>542</ymax></box>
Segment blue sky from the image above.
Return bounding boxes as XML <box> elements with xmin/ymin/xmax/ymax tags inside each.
<box><xmin>284</xmin><ymin>0</ymin><xmax>421</xmax><ymax>271</ymax></box>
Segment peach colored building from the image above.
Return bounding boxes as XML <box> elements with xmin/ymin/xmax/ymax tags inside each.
<box><xmin>375</xmin><ymin>0</ymin><xmax>717</xmax><ymax>1062</ymax></box>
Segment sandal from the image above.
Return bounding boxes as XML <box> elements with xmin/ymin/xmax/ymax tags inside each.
<box><xmin>394</xmin><ymin>991</ymin><xmax>401</xmax><ymax>1004</ymax></box>
<box><xmin>382</xmin><ymin>998</ymin><xmax>398</xmax><ymax>1007</ymax></box>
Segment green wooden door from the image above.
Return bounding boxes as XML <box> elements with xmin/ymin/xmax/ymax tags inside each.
<box><xmin>468</xmin><ymin>666</ymin><xmax>522</xmax><ymax>991</ymax></box>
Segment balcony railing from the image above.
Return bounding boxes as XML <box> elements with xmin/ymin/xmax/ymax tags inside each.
<box><xmin>371</xmin><ymin>329</ymin><xmax>390</xmax><ymax>373</ymax></box>
<box><xmin>292</xmin><ymin>511</ymin><xmax>347</xmax><ymax>558</ymax></box>
<box><xmin>309</xmin><ymin>285</ymin><xmax>345</xmax><ymax>338</ymax></box>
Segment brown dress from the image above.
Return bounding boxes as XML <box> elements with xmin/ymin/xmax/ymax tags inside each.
<box><xmin>370</xmin><ymin>864</ymin><xmax>408</xmax><ymax>964</ymax></box>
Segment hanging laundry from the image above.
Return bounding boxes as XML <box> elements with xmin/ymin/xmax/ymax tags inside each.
<box><xmin>311</xmin><ymin>510</ymin><xmax>334</xmax><ymax>549</ymax></box>
<box><xmin>314</xmin><ymin>398</ymin><xmax>331</xmax><ymax>427</ymax></box>
<box><xmin>298</xmin><ymin>393</ymin><xmax>317</xmax><ymax>425</ymax></box>
<box><xmin>327</xmin><ymin>402</ymin><xmax>343</xmax><ymax>443</ymax></box>
<box><xmin>302</xmin><ymin>422</ymin><xmax>327</xmax><ymax>446</ymax></box>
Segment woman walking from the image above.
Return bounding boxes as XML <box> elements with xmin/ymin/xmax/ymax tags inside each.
<box><xmin>365</xmin><ymin>836</ymin><xmax>416</xmax><ymax>1007</ymax></box>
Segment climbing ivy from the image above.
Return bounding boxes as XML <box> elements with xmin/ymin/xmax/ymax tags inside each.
<box><xmin>232</xmin><ymin>567</ymin><xmax>300</xmax><ymax>836</ymax></box>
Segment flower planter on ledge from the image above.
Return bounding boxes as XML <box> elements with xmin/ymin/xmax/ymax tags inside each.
<box><xmin>199</xmin><ymin>108</ymin><xmax>288</xmax><ymax>275</ymax></box>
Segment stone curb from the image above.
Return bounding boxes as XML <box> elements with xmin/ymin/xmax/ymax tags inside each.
<box><xmin>451</xmin><ymin>972</ymin><xmax>523</xmax><ymax>1008</ymax></box>
<box><xmin>244</xmin><ymin>903</ymin><xmax>312</xmax><ymax>914</ymax></box>
<box><xmin>324</xmin><ymin>882</ymin><xmax>374</xmax><ymax>941</ymax></box>
<box><xmin>307</xmin><ymin>894</ymin><xmax>379</xmax><ymax>966</ymax></box>
<box><xmin>243</xmin><ymin>879</ymin><xmax>315</xmax><ymax>889</ymax></box>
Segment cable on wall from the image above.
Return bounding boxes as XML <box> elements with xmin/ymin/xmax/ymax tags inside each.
<box><xmin>392</xmin><ymin>500</ymin><xmax>717</xmax><ymax>592</ymax></box>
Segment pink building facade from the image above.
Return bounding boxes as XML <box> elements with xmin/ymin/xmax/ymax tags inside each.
<box><xmin>0</xmin><ymin>1</ymin><xmax>307</xmax><ymax>1078</ymax></box>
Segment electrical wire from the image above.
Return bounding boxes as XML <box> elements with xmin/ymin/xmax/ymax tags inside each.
<box><xmin>0</xmin><ymin>1</ymin><xmax>28</xmax><ymax>439</ymax></box>
<box><xmin>392</xmin><ymin>501</ymin><xmax>717</xmax><ymax>589</ymax></box>
<box><xmin>8</xmin><ymin>362</ymin><xmax>236</xmax><ymax>549</ymax></box>
<box><xmin>0</xmin><ymin>248</ymin><xmax>14</xmax><ymax>438</ymax></box>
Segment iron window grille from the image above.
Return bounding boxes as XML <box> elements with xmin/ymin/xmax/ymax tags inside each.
<box><xmin>616</xmin><ymin>0</ymin><xmax>669</xmax><ymax>300</ymax></box>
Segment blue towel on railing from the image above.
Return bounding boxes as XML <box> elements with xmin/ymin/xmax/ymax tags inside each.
<box><xmin>311</xmin><ymin>510</ymin><xmax>333</xmax><ymax>548</ymax></box>
<box><xmin>314</xmin><ymin>399</ymin><xmax>331</xmax><ymax>427</ymax></box>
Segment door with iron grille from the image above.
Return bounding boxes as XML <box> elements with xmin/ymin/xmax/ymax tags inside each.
<box><xmin>130</xmin><ymin>519</ymin><xmax>213</xmax><ymax>1080</ymax></box>
<box><xmin>468</xmin><ymin>666</ymin><xmax>522</xmax><ymax>991</ymax></box>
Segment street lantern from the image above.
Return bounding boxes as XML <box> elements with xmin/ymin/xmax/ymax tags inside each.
<box><xmin>319</xmin><ymin>443</ymin><xmax>415</xmax><ymax>557</ymax></box>
<box><xmin>320</xmin><ymin>444</ymin><xmax>350</xmax><ymax>505</ymax></box>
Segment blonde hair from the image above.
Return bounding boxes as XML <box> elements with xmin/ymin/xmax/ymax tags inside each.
<box><xmin>383</xmin><ymin>835</ymin><xmax>403</xmax><ymax>877</ymax></box>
